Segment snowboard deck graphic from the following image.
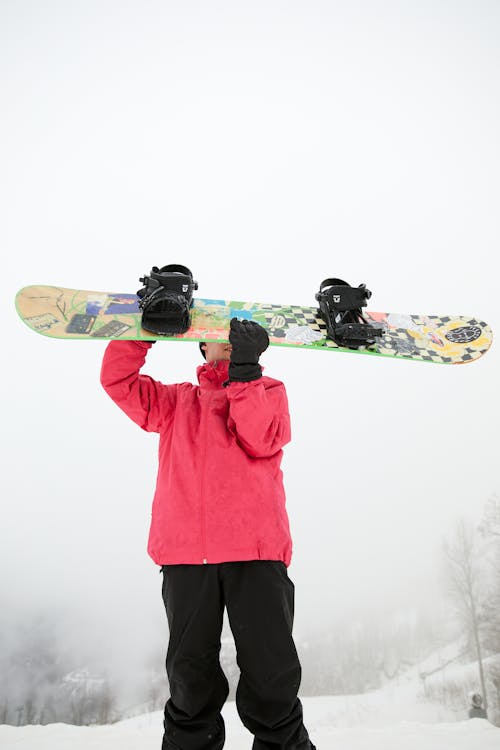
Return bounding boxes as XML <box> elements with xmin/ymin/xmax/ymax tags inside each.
<box><xmin>15</xmin><ymin>285</ymin><xmax>493</xmax><ymax>364</ymax></box>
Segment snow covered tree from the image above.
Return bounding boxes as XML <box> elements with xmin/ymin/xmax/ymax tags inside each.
<box><xmin>481</xmin><ymin>551</ymin><xmax>500</xmax><ymax>655</ymax></box>
<box><xmin>479</xmin><ymin>495</ymin><xmax>500</xmax><ymax>654</ymax></box>
<box><xmin>442</xmin><ymin>518</ymin><xmax>489</xmax><ymax>712</ymax></box>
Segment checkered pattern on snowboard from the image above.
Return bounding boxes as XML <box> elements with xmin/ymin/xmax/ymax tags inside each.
<box><xmin>250</xmin><ymin>304</ymin><xmax>491</xmax><ymax>365</ymax></box>
<box><xmin>255</xmin><ymin>304</ymin><xmax>327</xmax><ymax>335</ymax></box>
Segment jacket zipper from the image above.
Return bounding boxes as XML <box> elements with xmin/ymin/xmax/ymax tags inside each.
<box><xmin>199</xmin><ymin>370</ymin><xmax>214</xmax><ymax>565</ymax></box>
<box><xmin>200</xmin><ymin>360</ymin><xmax>225</xmax><ymax>564</ymax></box>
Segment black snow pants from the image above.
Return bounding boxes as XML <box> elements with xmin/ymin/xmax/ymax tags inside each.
<box><xmin>160</xmin><ymin>560</ymin><xmax>315</xmax><ymax>750</ymax></box>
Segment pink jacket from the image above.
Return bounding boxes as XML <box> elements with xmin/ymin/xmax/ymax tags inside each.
<box><xmin>100</xmin><ymin>341</ymin><xmax>293</xmax><ymax>567</ymax></box>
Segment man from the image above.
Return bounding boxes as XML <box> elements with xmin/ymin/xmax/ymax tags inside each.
<box><xmin>468</xmin><ymin>692</ymin><xmax>487</xmax><ymax>719</ymax></box>
<box><xmin>100</xmin><ymin>318</ymin><xmax>315</xmax><ymax>750</ymax></box>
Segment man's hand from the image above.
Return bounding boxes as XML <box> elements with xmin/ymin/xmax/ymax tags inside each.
<box><xmin>227</xmin><ymin>318</ymin><xmax>269</xmax><ymax>382</ymax></box>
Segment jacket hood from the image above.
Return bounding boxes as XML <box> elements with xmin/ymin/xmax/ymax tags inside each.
<box><xmin>196</xmin><ymin>359</ymin><xmax>231</xmax><ymax>387</ymax></box>
<box><xmin>196</xmin><ymin>359</ymin><xmax>266</xmax><ymax>388</ymax></box>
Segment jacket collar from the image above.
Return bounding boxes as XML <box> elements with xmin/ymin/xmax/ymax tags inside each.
<box><xmin>196</xmin><ymin>359</ymin><xmax>231</xmax><ymax>388</ymax></box>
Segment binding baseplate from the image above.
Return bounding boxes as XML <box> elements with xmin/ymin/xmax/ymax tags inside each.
<box><xmin>315</xmin><ymin>277</ymin><xmax>384</xmax><ymax>348</ymax></box>
<box><xmin>137</xmin><ymin>264</ymin><xmax>198</xmax><ymax>335</ymax></box>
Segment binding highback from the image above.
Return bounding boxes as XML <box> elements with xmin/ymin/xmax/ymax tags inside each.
<box><xmin>137</xmin><ymin>264</ymin><xmax>198</xmax><ymax>335</ymax></box>
<box><xmin>315</xmin><ymin>277</ymin><xmax>383</xmax><ymax>348</ymax></box>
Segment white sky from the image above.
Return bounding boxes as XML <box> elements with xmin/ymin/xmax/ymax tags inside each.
<box><xmin>1</xmin><ymin>0</ymin><xmax>499</xmax><ymax>669</ymax></box>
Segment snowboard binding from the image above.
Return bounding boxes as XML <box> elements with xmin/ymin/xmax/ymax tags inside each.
<box><xmin>137</xmin><ymin>264</ymin><xmax>198</xmax><ymax>335</ymax></box>
<box><xmin>315</xmin><ymin>278</ymin><xmax>383</xmax><ymax>348</ymax></box>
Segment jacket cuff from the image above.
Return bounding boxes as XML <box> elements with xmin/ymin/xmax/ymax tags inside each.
<box><xmin>224</xmin><ymin>362</ymin><xmax>262</xmax><ymax>386</ymax></box>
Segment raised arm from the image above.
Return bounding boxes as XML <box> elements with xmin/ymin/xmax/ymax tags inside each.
<box><xmin>226</xmin><ymin>378</ymin><xmax>291</xmax><ymax>458</ymax></box>
<box><xmin>100</xmin><ymin>340</ymin><xmax>177</xmax><ymax>432</ymax></box>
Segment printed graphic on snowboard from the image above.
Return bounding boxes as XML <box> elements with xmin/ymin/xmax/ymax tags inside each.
<box><xmin>15</xmin><ymin>285</ymin><xmax>493</xmax><ymax>365</ymax></box>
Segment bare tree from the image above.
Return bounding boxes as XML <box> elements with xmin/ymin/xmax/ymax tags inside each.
<box><xmin>442</xmin><ymin>518</ymin><xmax>488</xmax><ymax>712</ymax></box>
<box><xmin>479</xmin><ymin>495</ymin><xmax>500</xmax><ymax>539</ymax></box>
<box><xmin>479</xmin><ymin>494</ymin><xmax>500</xmax><ymax>721</ymax></box>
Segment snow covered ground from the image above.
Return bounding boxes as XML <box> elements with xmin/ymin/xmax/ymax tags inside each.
<box><xmin>1</xmin><ymin>695</ymin><xmax>498</xmax><ymax>750</ymax></box>
<box><xmin>3</xmin><ymin>639</ymin><xmax>498</xmax><ymax>748</ymax></box>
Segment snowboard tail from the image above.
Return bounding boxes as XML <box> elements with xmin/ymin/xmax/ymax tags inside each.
<box><xmin>15</xmin><ymin>284</ymin><xmax>493</xmax><ymax>365</ymax></box>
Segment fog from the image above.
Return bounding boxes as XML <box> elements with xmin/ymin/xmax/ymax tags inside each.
<box><xmin>1</xmin><ymin>0</ymin><xmax>499</xmax><ymax>720</ymax></box>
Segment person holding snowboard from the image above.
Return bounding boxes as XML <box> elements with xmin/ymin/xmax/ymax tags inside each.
<box><xmin>100</xmin><ymin>318</ymin><xmax>316</xmax><ymax>750</ymax></box>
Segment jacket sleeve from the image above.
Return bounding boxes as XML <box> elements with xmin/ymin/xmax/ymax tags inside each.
<box><xmin>225</xmin><ymin>377</ymin><xmax>291</xmax><ymax>458</ymax></box>
<box><xmin>100</xmin><ymin>340</ymin><xmax>177</xmax><ymax>433</ymax></box>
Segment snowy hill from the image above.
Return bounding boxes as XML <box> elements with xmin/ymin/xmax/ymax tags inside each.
<box><xmin>0</xmin><ymin>697</ymin><xmax>497</xmax><ymax>750</ymax></box>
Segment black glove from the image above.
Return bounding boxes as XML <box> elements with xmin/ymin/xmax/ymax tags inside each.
<box><xmin>227</xmin><ymin>318</ymin><xmax>269</xmax><ymax>382</ymax></box>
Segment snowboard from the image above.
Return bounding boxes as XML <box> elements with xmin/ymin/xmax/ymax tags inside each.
<box><xmin>15</xmin><ymin>284</ymin><xmax>493</xmax><ymax>365</ymax></box>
